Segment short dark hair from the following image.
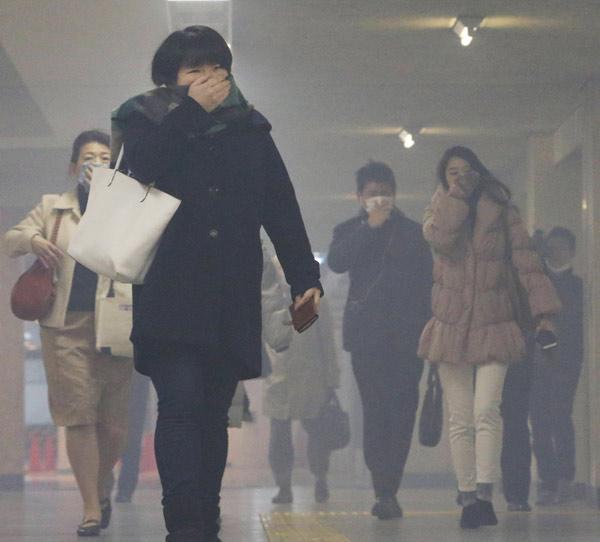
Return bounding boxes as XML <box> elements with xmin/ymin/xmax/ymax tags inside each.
<box><xmin>355</xmin><ymin>161</ymin><xmax>396</xmax><ymax>193</ymax></box>
<box><xmin>151</xmin><ymin>26</ymin><xmax>233</xmax><ymax>87</ymax></box>
<box><xmin>547</xmin><ymin>226</ymin><xmax>576</xmax><ymax>252</ymax></box>
<box><xmin>70</xmin><ymin>130</ymin><xmax>110</xmax><ymax>163</ymax></box>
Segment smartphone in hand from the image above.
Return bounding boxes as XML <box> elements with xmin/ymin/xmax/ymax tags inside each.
<box><xmin>288</xmin><ymin>297</ymin><xmax>319</xmax><ymax>333</ymax></box>
<box><xmin>536</xmin><ymin>329</ymin><xmax>558</xmax><ymax>350</ymax></box>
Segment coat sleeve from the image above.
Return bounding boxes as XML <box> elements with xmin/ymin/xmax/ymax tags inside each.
<box><xmin>316</xmin><ymin>299</ymin><xmax>341</xmax><ymax>389</ymax></box>
<box><xmin>122</xmin><ymin>97</ymin><xmax>217</xmax><ymax>193</ymax></box>
<box><xmin>507</xmin><ymin>206</ymin><xmax>562</xmax><ymax>317</ymax></box>
<box><xmin>327</xmin><ymin>219</ymin><xmax>379</xmax><ymax>274</ymax></box>
<box><xmin>261</xmin><ymin>244</ymin><xmax>293</xmax><ymax>352</ymax></box>
<box><xmin>422</xmin><ymin>187</ymin><xmax>470</xmax><ymax>255</ymax></box>
<box><xmin>4</xmin><ymin>196</ymin><xmax>55</xmax><ymax>257</ymax></box>
<box><xmin>260</xmin><ymin>135</ymin><xmax>321</xmax><ymax>300</ymax></box>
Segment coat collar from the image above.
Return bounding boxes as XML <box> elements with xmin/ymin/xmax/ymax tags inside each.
<box><xmin>54</xmin><ymin>188</ymin><xmax>81</xmax><ymax>219</ymax></box>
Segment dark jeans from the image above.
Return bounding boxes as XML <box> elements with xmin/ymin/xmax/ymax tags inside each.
<box><xmin>529</xmin><ymin>359</ymin><xmax>581</xmax><ymax>492</ymax></box>
<box><xmin>269</xmin><ymin>417</ymin><xmax>330</xmax><ymax>487</ymax></box>
<box><xmin>143</xmin><ymin>342</ymin><xmax>239</xmax><ymax>535</ymax></box>
<box><xmin>117</xmin><ymin>371</ymin><xmax>151</xmax><ymax>499</ymax></box>
<box><xmin>500</xmin><ymin>345</ymin><xmax>534</xmax><ymax>505</ymax></box>
<box><xmin>351</xmin><ymin>348</ymin><xmax>422</xmax><ymax>499</ymax></box>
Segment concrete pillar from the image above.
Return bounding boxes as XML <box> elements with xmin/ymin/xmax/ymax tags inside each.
<box><xmin>0</xmin><ymin>208</ymin><xmax>25</xmax><ymax>491</ymax></box>
<box><xmin>580</xmin><ymin>76</ymin><xmax>600</xmax><ymax>506</ymax></box>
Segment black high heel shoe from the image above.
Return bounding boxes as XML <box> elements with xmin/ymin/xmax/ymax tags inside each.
<box><xmin>100</xmin><ymin>498</ymin><xmax>112</xmax><ymax>529</ymax></box>
<box><xmin>77</xmin><ymin>518</ymin><xmax>101</xmax><ymax>537</ymax></box>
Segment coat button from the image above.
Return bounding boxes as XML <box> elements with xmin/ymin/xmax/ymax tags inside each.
<box><xmin>209</xmin><ymin>229</ymin><xmax>219</xmax><ymax>238</ymax></box>
<box><xmin>209</xmin><ymin>145</ymin><xmax>216</xmax><ymax>152</ymax></box>
<box><xmin>187</xmin><ymin>133</ymin><xmax>197</xmax><ymax>140</ymax></box>
<box><xmin>208</xmin><ymin>186</ymin><xmax>220</xmax><ymax>194</ymax></box>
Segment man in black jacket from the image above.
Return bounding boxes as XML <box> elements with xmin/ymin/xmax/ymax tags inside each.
<box><xmin>530</xmin><ymin>227</ymin><xmax>584</xmax><ymax>505</ymax></box>
<box><xmin>328</xmin><ymin>161</ymin><xmax>433</xmax><ymax>519</ymax></box>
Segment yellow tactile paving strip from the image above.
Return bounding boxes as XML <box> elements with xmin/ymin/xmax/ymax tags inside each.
<box><xmin>261</xmin><ymin>508</ymin><xmax>600</xmax><ymax>541</ymax></box>
<box><xmin>260</xmin><ymin>511</ymin><xmax>353</xmax><ymax>542</ymax></box>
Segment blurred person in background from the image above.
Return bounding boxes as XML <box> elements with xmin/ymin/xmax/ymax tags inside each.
<box><xmin>530</xmin><ymin>227</ymin><xmax>584</xmax><ymax>505</ymax></box>
<box><xmin>112</xmin><ymin>26</ymin><xmax>321</xmax><ymax>542</ymax></box>
<box><xmin>264</xmin><ymin>290</ymin><xmax>340</xmax><ymax>505</ymax></box>
<box><xmin>418</xmin><ymin>146</ymin><xmax>561</xmax><ymax>529</ymax></box>
<box><xmin>4</xmin><ymin>130</ymin><xmax>133</xmax><ymax>537</ymax></box>
<box><xmin>328</xmin><ymin>161</ymin><xmax>433</xmax><ymax>520</ymax></box>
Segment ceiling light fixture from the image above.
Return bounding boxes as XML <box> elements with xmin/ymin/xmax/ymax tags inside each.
<box><xmin>398</xmin><ymin>129</ymin><xmax>415</xmax><ymax>149</ymax></box>
<box><xmin>452</xmin><ymin>16</ymin><xmax>484</xmax><ymax>47</ymax></box>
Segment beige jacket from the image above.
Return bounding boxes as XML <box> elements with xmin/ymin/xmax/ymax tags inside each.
<box><xmin>417</xmin><ymin>187</ymin><xmax>562</xmax><ymax>366</ymax></box>
<box><xmin>4</xmin><ymin>189</ymin><xmax>132</xmax><ymax>332</ymax></box>
<box><xmin>263</xmin><ymin>298</ymin><xmax>340</xmax><ymax>420</ymax></box>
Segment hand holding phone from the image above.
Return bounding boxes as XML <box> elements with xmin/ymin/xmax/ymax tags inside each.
<box><xmin>536</xmin><ymin>329</ymin><xmax>558</xmax><ymax>350</ymax></box>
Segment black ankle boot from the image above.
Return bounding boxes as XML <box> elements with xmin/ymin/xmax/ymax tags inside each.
<box><xmin>476</xmin><ymin>499</ymin><xmax>498</xmax><ymax>526</ymax></box>
<box><xmin>163</xmin><ymin>495</ymin><xmax>204</xmax><ymax>541</ymax></box>
<box><xmin>460</xmin><ymin>501</ymin><xmax>480</xmax><ymax>529</ymax></box>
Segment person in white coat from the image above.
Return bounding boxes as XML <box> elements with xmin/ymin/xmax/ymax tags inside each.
<box><xmin>4</xmin><ymin>130</ymin><xmax>133</xmax><ymax>537</ymax></box>
<box><xmin>262</xmin><ymin>259</ymin><xmax>340</xmax><ymax>504</ymax></box>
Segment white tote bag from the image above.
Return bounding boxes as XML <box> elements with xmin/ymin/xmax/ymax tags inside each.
<box><xmin>68</xmin><ymin>148</ymin><xmax>181</xmax><ymax>284</ymax></box>
<box><xmin>96</xmin><ymin>294</ymin><xmax>134</xmax><ymax>358</ymax></box>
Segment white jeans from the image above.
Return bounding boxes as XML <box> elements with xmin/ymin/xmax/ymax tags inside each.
<box><xmin>438</xmin><ymin>362</ymin><xmax>508</xmax><ymax>492</ymax></box>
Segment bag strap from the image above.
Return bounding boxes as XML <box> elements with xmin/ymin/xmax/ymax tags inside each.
<box><xmin>50</xmin><ymin>210</ymin><xmax>64</xmax><ymax>245</ymax></box>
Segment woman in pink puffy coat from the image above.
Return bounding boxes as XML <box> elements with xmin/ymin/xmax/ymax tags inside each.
<box><xmin>417</xmin><ymin>146</ymin><xmax>561</xmax><ymax>529</ymax></box>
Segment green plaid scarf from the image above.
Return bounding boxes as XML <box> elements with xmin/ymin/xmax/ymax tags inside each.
<box><xmin>110</xmin><ymin>74</ymin><xmax>253</xmax><ymax>165</ymax></box>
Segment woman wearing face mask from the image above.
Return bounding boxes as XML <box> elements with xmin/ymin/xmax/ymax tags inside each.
<box><xmin>417</xmin><ymin>146</ymin><xmax>561</xmax><ymax>528</ymax></box>
<box><xmin>112</xmin><ymin>26</ymin><xmax>321</xmax><ymax>542</ymax></box>
<box><xmin>4</xmin><ymin>130</ymin><xmax>134</xmax><ymax>537</ymax></box>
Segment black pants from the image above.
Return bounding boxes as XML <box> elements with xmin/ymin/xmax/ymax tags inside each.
<box><xmin>117</xmin><ymin>371</ymin><xmax>151</xmax><ymax>499</ymax></box>
<box><xmin>269</xmin><ymin>417</ymin><xmax>330</xmax><ymax>487</ymax></box>
<box><xmin>500</xmin><ymin>344</ymin><xmax>534</xmax><ymax>505</ymax></box>
<box><xmin>351</xmin><ymin>349</ymin><xmax>422</xmax><ymax>499</ymax></box>
<box><xmin>144</xmin><ymin>342</ymin><xmax>239</xmax><ymax>535</ymax></box>
<box><xmin>529</xmin><ymin>360</ymin><xmax>581</xmax><ymax>492</ymax></box>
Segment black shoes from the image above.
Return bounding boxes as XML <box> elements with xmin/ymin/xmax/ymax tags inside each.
<box><xmin>77</xmin><ymin>518</ymin><xmax>101</xmax><ymax>537</ymax></box>
<box><xmin>165</xmin><ymin>526</ymin><xmax>204</xmax><ymax>542</ymax></box>
<box><xmin>99</xmin><ymin>498</ymin><xmax>112</xmax><ymax>529</ymax></box>
<box><xmin>460</xmin><ymin>499</ymin><xmax>498</xmax><ymax>529</ymax></box>
<box><xmin>315</xmin><ymin>479</ymin><xmax>329</xmax><ymax>503</ymax></box>
<box><xmin>272</xmin><ymin>487</ymin><xmax>293</xmax><ymax>504</ymax></box>
<box><xmin>371</xmin><ymin>496</ymin><xmax>403</xmax><ymax>520</ymax></box>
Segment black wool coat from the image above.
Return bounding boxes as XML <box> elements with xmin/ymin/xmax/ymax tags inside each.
<box><xmin>327</xmin><ymin>209</ymin><xmax>433</xmax><ymax>355</ymax></box>
<box><xmin>122</xmin><ymin>97</ymin><xmax>320</xmax><ymax>379</ymax></box>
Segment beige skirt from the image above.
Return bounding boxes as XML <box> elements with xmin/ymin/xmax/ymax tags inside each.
<box><xmin>39</xmin><ymin>312</ymin><xmax>133</xmax><ymax>427</ymax></box>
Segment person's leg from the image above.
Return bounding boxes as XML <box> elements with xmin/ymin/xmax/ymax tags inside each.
<box><xmin>269</xmin><ymin>418</ymin><xmax>294</xmax><ymax>502</ymax></box>
<box><xmin>473</xmin><ymin>363</ymin><xmax>508</xmax><ymax>501</ymax></box>
<box><xmin>97</xmin><ymin>422</ymin><xmax>128</xmax><ymax>502</ymax></box>
<box><xmin>197</xmin><ymin>358</ymin><xmax>240</xmax><ymax>537</ymax></box>
<box><xmin>148</xmin><ymin>343</ymin><xmax>238</xmax><ymax>538</ymax></box>
<box><xmin>437</xmin><ymin>363</ymin><xmax>477</xmax><ymax>495</ymax></box>
<box><xmin>352</xmin><ymin>350</ymin><xmax>421</xmax><ymax>519</ymax></box>
<box><xmin>552</xmin><ymin>369</ymin><xmax>581</xmax><ymax>498</ymax></box>
<box><xmin>116</xmin><ymin>372</ymin><xmax>151</xmax><ymax>501</ymax></box>
<box><xmin>500</xmin><ymin>351</ymin><xmax>534</xmax><ymax>508</ymax></box>
<box><xmin>66</xmin><ymin>424</ymin><xmax>101</xmax><ymax>522</ymax></box>
<box><xmin>530</xmin><ymin>370</ymin><xmax>559</xmax><ymax>498</ymax></box>
<box><xmin>302</xmin><ymin>417</ymin><xmax>331</xmax><ymax>502</ymax></box>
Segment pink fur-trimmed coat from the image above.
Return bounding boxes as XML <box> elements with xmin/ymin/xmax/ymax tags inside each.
<box><xmin>417</xmin><ymin>187</ymin><xmax>562</xmax><ymax>366</ymax></box>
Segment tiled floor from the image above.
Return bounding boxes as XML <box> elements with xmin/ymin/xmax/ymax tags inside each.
<box><xmin>1</xmin><ymin>483</ymin><xmax>599</xmax><ymax>541</ymax></box>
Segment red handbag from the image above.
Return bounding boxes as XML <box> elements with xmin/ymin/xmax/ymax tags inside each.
<box><xmin>10</xmin><ymin>211</ymin><xmax>64</xmax><ymax>321</ymax></box>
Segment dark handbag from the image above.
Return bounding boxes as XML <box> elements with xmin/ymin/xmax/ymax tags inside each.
<box><xmin>502</xmin><ymin>208</ymin><xmax>534</xmax><ymax>334</ymax></box>
<box><xmin>10</xmin><ymin>211</ymin><xmax>64</xmax><ymax>321</ymax></box>
<box><xmin>314</xmin><ymin>392</ymin><xmax>351</xmax><ymax>450</ymax></box>
<box><xmin>418</xmin><ymin>364</ymin><xmax>443</xmax><ymax>447</ymax></box>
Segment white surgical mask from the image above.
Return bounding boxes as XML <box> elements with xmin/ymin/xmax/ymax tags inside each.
<box><xmin>364</xmin><ymin>195</ymin><xmax>394</xmax><ymax>213</ymax></box>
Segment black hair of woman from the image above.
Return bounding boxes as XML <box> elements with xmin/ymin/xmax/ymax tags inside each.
<box><xmin>151</xmin><ymin>25</ymin><xmax>233</xmax><ymax>87</ymax></box>
<box><xmin>437</xmin><ymin>145</ymin><xmax>511</xmax><ymax>206</ymax></box>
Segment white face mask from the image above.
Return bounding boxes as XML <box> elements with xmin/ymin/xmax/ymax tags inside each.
<box><xmin>364</xmin><ymin>195</ymin><xmax>394</xmax><ymax>213</ymax></box>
